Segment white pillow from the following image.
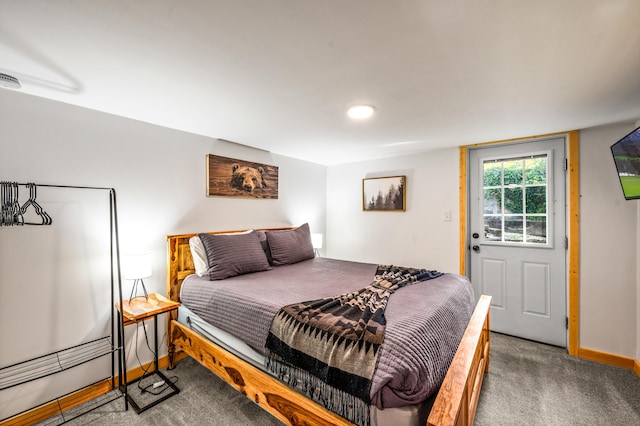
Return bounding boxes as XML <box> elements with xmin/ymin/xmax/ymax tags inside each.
<box><xmin>189</xmin><ymin>236</ymin><xmax>209</xmax><ymax>277</ymax></box>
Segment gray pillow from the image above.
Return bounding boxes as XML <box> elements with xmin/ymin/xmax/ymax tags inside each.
<box><xmin>255</xmin><ymin>230</ymin><xmax>274</xmax><ymax>265</ymax></box>
<box><xmin>266</xmin><ymin>223</ymin><xmax>315</xmax><ymax>266</ymax></box>
<box><xmin>199</xmin><ymin>231</ymin><xmax>271</xmax><ymax>280</ymax></box>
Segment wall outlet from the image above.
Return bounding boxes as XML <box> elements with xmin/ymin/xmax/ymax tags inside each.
<box><xmin>443</xmin><ymin>210</ymin><xmax>452</xmax><ymax>222</ymax></box>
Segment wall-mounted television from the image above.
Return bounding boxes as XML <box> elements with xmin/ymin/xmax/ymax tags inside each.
<box><xmin>611</xmin><ymin>125</ymin><xmax>640</xmax><ymax>200</ymax></box>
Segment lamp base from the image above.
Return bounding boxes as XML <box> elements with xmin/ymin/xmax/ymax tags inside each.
<box><xmin>129</xmin><ymin>279</ymin><xmax>149</xmax><ymax>302</ymax></box>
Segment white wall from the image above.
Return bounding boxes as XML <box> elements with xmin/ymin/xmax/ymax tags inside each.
<box><xmin>637</xmin><ymin>206</ymin><xmax>640</xmax><ymax>362</ymax></box>
<box><xmin>326</xmin><ymin>147</ymin><xmax>460</xmax><ymax>273</ymax></box>
<box><xmin>0</xmin><ymin>90</ymin><xmax>326</xmax><ymax>419</ymax></box>
<box><xmin>580</xmin><ymin>122</ymin><xmax>638</xmax><ymax>358</ymax></box>
<box><xmin>636</xmin><ymin>122</ymin><xmax>640</xmax><ymax>365</ymax></box>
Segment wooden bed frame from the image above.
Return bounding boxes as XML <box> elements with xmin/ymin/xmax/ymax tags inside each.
<box><xmin>166</xmin><ymin>230</ymin><xmax>491</xmax><ymax>426</ymax></box>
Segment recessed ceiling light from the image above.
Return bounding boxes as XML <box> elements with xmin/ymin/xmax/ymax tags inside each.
<box><xmin>0</xmin><ymin>73</ymin><xmax>21</xmax><ymax>89</ymax></box>
<box><xmin>347</xmin><ymin>104</ymin><xmax>376</xmax><ymax>119</ymax></box>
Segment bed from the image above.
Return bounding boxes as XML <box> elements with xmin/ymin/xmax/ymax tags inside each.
<box><xmin>165</xmin><ymin>226</ymin><xmax>491</xmax><ymax>426</ymax></box>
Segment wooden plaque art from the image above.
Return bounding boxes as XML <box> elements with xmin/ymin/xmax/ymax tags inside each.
<box><xmin>207</xmin><ymin>154</ymin><xmax>278</xmax><ymax>199</ymax></box>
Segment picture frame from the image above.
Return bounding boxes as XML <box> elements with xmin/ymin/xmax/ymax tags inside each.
<box><xmin>362</xmin><ymin>175</ymin><xmax>406</xmax><ymax>211</ymax></box>
<box><xmin>207</xmin><ymin>154</ymin><xmax>278</xmax><ymax>199</ymax></box>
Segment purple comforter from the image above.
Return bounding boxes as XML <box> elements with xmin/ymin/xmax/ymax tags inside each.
<box><xmin>179</xmin><ymin>257</ymin><xmax>474</xmax><ymax>409</ymax></box>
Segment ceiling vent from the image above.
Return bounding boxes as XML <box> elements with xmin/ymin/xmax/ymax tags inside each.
<box><xmin>0</xmin><ymin>73</ymin><xmax>21</xmax><ymax>89</ymax></box>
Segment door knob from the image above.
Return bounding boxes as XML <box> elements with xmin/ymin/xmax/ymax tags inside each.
<box><xmin>472</xmin><ymin>245</ymin><xmax>480</xmax><ymax>252</ymax></box>
<box><xmin>472</xmin><ymin>233</ymin><xmax>479</xmax><ymax>239</ymax></box>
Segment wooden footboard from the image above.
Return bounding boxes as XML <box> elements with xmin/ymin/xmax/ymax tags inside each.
<box><xmin>166</xmin><ymin>232</ymin><xmax>491</xmax><ymax>426</ymax></box>
<box><xmin>171</xmin><ymin>319</ymin><xmax>350</xmax><ymax>425</ymax></box>
<box><xmin>427</xmin><ymin>295</ymin><xmax>491</xmax><ymax>426</ymax></box>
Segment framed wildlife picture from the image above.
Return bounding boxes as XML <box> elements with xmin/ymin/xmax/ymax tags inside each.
<box><xmin>362</xmin><ymin>175</ymin><xmax>406</xmax><ymax>211</ymax></box>
<box><xmin>207</xmin><ymin>154</ymin><xmax>278</xmax><ymax>199</ymax></box>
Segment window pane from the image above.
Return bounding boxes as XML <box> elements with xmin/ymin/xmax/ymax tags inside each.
<box><xmin>503</xmin><ymin>160</ymin><xmax>523</xmax><ymax>185</ymax></box>
<box><xmin>525</xmin><ymin>157</ymin><xmax>546</xmax><ymax>185</ymax></box>
<box><xmin>483</xmin><ymin>162</ymin><xmax>502</xmax><ymax>186</ymax></box>
<box><xmin>481</xmin><ymin>154</ymin><xmax>550</xmax><ymax>246</ymax></box>
<box><xmin>504</xmin><ymin>216</ymin><xmax>523</xmax><ymax>242</ymax></box>
<box><xmin>484</xmin><ymin>188</ymin><xmax>502</xmax><ymax>214</ymax></box>
<box><xmin>526</xmin><ymin>186</ymin><xmax>546</xmax><ymax>214</ymax></box>
<box><xmin>484</xmin><ymin>215</ymin><xmax>502</xmax><ymax>241</ymax></box>
<box><xmin>504</xmin><ymin>187</ymin><xmax>523</xmax><ymax>214</ymax></box>
<box><xmin>526</xmin><ymin>216</ymin><xmax>547</xmax><ymax>244</ymax></box>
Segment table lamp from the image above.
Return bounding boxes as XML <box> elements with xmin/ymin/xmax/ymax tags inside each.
<box><xmin>122</xmin><ymin>253</ymin><xmax>152</xmax><ymax>302</ymax></box>
<box><xmin>311</xmin><ymin>233</ymin><xmax>323</xmax><ymax>257</ymax></box>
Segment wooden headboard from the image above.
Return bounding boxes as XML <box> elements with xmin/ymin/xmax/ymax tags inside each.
<box><xmin>165</xmin><ymin>228</ymin><xmax>292</xmax><ymax>303</ymax></box>
<box><xmin>166</xmin><ymin>232</ymin><xmax>198</xmax><ymax>302</ymax></box>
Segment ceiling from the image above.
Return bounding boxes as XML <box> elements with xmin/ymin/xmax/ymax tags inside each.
<box><xmin>2</xmin><ymin>1</ymin><xmax>640</xmax><ymax>166</ymax></box>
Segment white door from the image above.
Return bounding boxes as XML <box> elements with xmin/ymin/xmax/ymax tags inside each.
<box><xmin>469</xmin><ymin>138</ymin><xmax>567</xmax><ymax>347</ymax></box>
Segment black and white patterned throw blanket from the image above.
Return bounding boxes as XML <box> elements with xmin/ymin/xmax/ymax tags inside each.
<box><xmin>265</xmin><ymin>265</ymin><xmax>443</xmax><ymax>425</ymax></box>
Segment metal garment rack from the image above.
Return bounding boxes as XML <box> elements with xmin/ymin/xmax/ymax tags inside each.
<box><xmin>0</xmin><ymin>183</ymin><xmax>128</xmax><ymax>424</ymax></box>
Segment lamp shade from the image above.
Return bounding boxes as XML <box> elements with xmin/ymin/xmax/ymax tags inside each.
<box><xmin>122</xmin><ymin>253</ymin><xmax>152</xmax><ymax>280</ymax></box>
<box><xmin>311</xmin><ymin>233</ymin><xmax>323</xmax><ymax>249</ymax></box>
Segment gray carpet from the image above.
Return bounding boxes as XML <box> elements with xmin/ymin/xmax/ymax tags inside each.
<box><xmin>39</xmin><ymin>358</ymin><xmax>282</xmax><ymax>426</ymax></box>
<box><xmin>475</xmin><ymin>333</ymin><xmax>640</xmax><ymax>425</ymax></box>
<box><xmin>40</xmin><ymin>333</ymin><xmax>640</xmax><ymax>425</ymax></box>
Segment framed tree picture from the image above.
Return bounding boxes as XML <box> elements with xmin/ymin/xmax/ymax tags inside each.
<box><xmin>362</xmin><ymin>176</ymin><xmax>406</xmax><ymax>211</ymax></box>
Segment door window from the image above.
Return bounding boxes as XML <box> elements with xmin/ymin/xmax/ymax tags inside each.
<box><xmin>482</xmin><ymin>154</ymin><xmax>549</xmax><ymax>245</ymax></box>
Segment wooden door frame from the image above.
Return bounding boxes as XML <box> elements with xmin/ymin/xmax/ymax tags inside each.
<box><xmin>459</xmin><ymin>131</ymin><xmax>579</xmax><ymax>356</ymax></box>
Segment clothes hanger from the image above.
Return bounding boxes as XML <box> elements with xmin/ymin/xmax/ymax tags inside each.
<box><xmin>0</xmin><ymin>181</ymin><xmax>8</xmax><ymax>226</ymax></box>
<box><xmin>11</xmin><ymin>182</ymin><xmax>24</xmax><ymax>226</ymax></box>
<box><xmin>0</xmin><ymin>182</ymin><xmax>18</xmax><ymax>226</ymax></box>
<box><xmin>20</xmin><ymin>183</ymin><xmax>52</xmax><ymax>225</ymax></box>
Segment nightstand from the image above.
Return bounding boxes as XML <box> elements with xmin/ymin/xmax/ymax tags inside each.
<box><xmin>116</xmin><ymin>293</ymin><xmax>181</xmax><ymax>413</ymax></box>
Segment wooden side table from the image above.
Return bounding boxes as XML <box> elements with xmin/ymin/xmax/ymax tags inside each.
<box><xmin>116</xmin><ymin>293</ymin><xmax>181</xmax><ymax>413</ymax></box>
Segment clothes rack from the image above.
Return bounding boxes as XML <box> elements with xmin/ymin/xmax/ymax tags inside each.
<box><xmin>0</xmin><ymin>182</ymin><xmax>128</xmax><ymax>424</ymax></box>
